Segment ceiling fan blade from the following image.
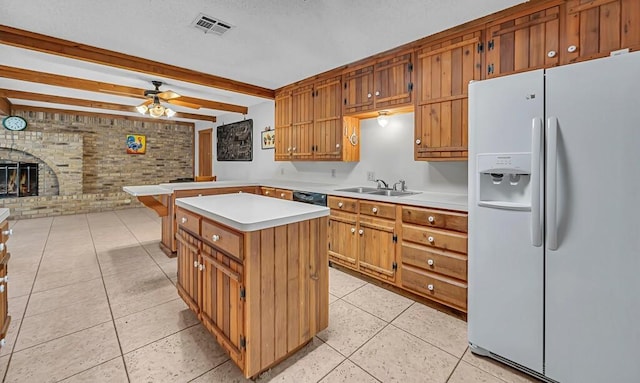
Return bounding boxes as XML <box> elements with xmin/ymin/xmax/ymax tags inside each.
<box><xmin>99</xmin><ymin>89</ymin><xmax>143</xmax><ymax>98</ymax></box>
<box><xmin>137</xmin><ymin>99</ymin><xmax>153</xmax><ymax>107</ymax></box>
<box><xmin>157</xmin><ymin>90</ymin><xmax>181</xmax><ymax>100</ymax></box>
<box><xmin>167</xmin><ymin>99</ymin><xmax>201</xmax><ymax>109</ymax></box>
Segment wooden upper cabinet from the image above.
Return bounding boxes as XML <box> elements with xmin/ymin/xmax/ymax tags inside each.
<box><xmin>485</xmin><ymin>2</ymin><xmax>562</xmax><ymax>78</ymax></box>
<box><xmin>313</xmin><ymin>76</ymin><xmax>343</xmax><ymax>159</ymax></box>
<box><xmin>291</xmin><ymin>84</ymin><xmax>314</xmax><ymax>160</ymax></box>
<box><xmin>342</xmin><ymin>65</ymin><xmax>375</xmax><ymax>115</ymax></box>
<box><xmin>414</xmin><ymin>29</ymin><xmax>483</xmax><ymax>161</ymax></box>
<box><xmin>563</xmin><ymin>0</ymin><xmax>640</xmax><ymax>64</ymax></box>
<box><xmin>274</xmin><ymin>90</ymin><xmax>292</xmax><ymax>161</ymax></box>
<box><xmin>373</xmin><ymin>51</ymin><xmax>413</xmax><ymax>109</ymax></box>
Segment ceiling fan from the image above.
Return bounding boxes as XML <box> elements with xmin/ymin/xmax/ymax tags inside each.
<box><xmin>135</xmin><ymin>81</ymin><xmax>201</xmax><ymax>118</ymax></box>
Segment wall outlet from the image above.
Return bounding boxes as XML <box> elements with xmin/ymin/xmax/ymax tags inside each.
<box><xmin>367</xmin><ymin>171</ymin><xmax>375</xmax><ymax>181</ymax></box>
<box><xmin>331</xmin><ymin>169</ymin><xmax>336</xmax><ymax>178</ymax></box>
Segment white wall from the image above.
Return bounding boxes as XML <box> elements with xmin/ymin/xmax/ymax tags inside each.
<box><xmin>201</xmin><ymin>100</ymin><xmax>468</xmax><ymax>194</ymax></box>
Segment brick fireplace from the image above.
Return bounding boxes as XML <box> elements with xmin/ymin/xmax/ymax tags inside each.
<box><xmin>0</xmin><ymin>161</ymin><xmax>38</xmax><ymax>198</ymax></box>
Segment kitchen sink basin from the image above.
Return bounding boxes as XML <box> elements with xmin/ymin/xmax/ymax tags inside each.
<box><xmin>335</xmin><ymin>187</ymin><xmax>379</xmax><ymax>193</ymax></box>
<box><xmin>368</xmin><ymin>190</ymin><xmax>420</xmax><ymax>197</ymax></box>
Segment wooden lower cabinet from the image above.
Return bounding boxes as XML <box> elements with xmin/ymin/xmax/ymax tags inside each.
<box><xmin>358</xmin><ymin>215</ymin><xmax>397</xmax><ymax>283</ymax></box>
<box><xmin>328</xmin><ymin>209</ymin><xmax>359</xmax><ymax>270</ymax></box>
<box><xmin>176</xmin><ymin>208</ymin><xmax>328</xmax><ymax>378</ymax></box>
<box><xmin>0</xmin><ymin>219</ymin><xmax>11</xmax><ymax>349</ymax></box>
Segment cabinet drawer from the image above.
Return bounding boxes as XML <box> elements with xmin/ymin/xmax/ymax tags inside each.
<box><xmin>402</xmin><ymin>242</ymin><xmax>467</xmax><ymax>281</ymax></box>
<box><xmin>176</xmin><ymin>209</ymin><xmax>201</xmax><ymax>235</ymax></box>
<box><xmin>261</xmin><ymin>187</ymin><xmax>276</xmax><ymax>197</ymax></box>
<box><xmin>401</xmin><ymin>206</ymin><xmax>467</xmax><ymax>233</ymax></box>
<box><xmin>0</xmin><ymin>221</ymin><xmax>9</xmax><ymax>244</ymax></box>
<box><xmin>328</xmin><ymin>196</ymin><xmax>358</xmax><ymax>213</ymax></box>
<box><xmin>202</xmin><ymin>219</ymin><xmax>242</xmax><ymax>260</ymax></box>
<box><xmin>359</xmin><ymin>200</ymin><xmax>396</xmax><ymax>219</ymax></box>
<box><xmin>276</xmin><ymin>189</ymin><xmax>293</xmax><ymax>200</ymax></box>
<box><xmin>402</xmin><ymin>224</ymin><xmax>467</xmax><ymax>254</ymax></box>
<box><xmin>401</xmin><ymin>265</ymin><xmax>467</xmax><ymax>311</ymax></box>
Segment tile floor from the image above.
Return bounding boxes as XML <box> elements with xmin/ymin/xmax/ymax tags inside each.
<box><xmin>0</xmin><ymin>208</ymin><xmax>540</xmax><ymax>383</ymax></box>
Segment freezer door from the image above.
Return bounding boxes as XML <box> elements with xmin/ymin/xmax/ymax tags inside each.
<box><xmin>545</xmin><ymin>52</ymin><xmax>640</xmax><ymax>383</ymax></box>
<box><xmin>468</xmin><ymin>70</ymin><xmax>544</xmax><ymax>373</ymax></box>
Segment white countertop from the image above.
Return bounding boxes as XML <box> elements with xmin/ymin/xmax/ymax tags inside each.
<box><xmin>122</xmin><ymin>185</ymin><xmax>172</xmax><ymax>196</ymax></box>
<box><xmin>175</xmin><ymin>193</ymin><xmax>330</xmax><ymax>232</ymax></box>
<box><xmin>0</xmin><ymin>208</ymin><xmax>9</xmax><ymax>222</ymax></box>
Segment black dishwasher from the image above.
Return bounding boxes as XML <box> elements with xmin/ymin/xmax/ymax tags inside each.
<box><xmin>292</xmin><ymin>191</ymin><xmax>327</xmax><ymax>206</ymax></box>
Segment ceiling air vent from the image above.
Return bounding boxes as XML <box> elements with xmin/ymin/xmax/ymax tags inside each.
<box><xmin>192</xmin><ymin>13</ymin><xmax>234</xmax><ymax>36</ymax></box>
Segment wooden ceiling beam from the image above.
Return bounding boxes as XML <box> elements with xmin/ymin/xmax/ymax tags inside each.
<box><xmin>0</xmin><ymin>96</ymin><xmax>11</xmax><ymax>116</ymax></box>
<box><xmin>0</xmin><ymin>25</ymin><xmax>274</xmax><ymax>99</ymax></box>
<box><xmin>0</xmin><ymin>65</ymin><xmax>247</xmax><ymax>114</ymax></box>
<box><xmin>0</xmin><ymin>89</ymin><xmax>216</xmax><ymax>122</ymax></box>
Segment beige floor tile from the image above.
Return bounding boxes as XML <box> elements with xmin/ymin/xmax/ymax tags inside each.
<box><xmin>5</xmin><ymin>322</ymin><xmax>121</xmax><ymax>383</ymax></box>
<box><xmin>448</xmin><ymin>361</ymin><xmax>505</xmax><ymax>383</ymax></box>
<box><xmin>157</xmin><ymin>258</ymin><xmax>177</xmax><ymax>278</ymax></box>
<box><xmin>8</xmin><ymin>294</ymin><xmax>29</xmax><ymax>320</ymax></box>
<box><xmin>8</xmin><ymin>255</ymin><xmax>41</xmax><ymax>275</ymax></box>
<box><xmin>32</xmin><ymin>262</ymin><xmax>102</xmax><ymax>292</ymax></box>
<box><xmin>350</xmin><ymin>325</ymin><xmax>458</xmax><ymax>383</ymax></box>
<box><xmin>317</xmin><ymin>300</ymin><xmax>386</xmax><ymax>356</ymax></box>
<box><xmin>343</xmin><ymin>283</ymin><xmax>413</xmax><ymax>322</ymax></box>
<box><xmin>190</xmin><ymin>359</ymin><xmax>249</xmax><ymax>383</ymax></box>
<box><xmin>15</xmin><ymin>295</ymin><xmax>111</xmax><ymax>351</ymax></box>
<box><xmin>318</xmin><ymin>359</ymin><xmax>378</xmax><ymax>383</ymax></box>
<box><xmin>462</xmin><ymin>349</ymin><xmax>540</xmax><ymax>383</ymax></box>
<box><xmin>328</xmin><ymin>293</ymin><xmax>339</xmax><ymax>305</ymax></box>
<box><xmin>124</xmin><ymin>324</ymin><xmax>229</xmax><ymax>383</ymax></box>
<box><xmin>59</xmin><ymin>357</ymin><xmax>128</xmax><ymax>383</ymax></box>
<box><xmin>328</xmin><ymin>267</ymin><xmax>366</xmax><ymax>298</ymax></box>
<box><xmin>7</xmin><ymin>270</ymin><xmax>36</xmax><ymax>298</ymax></box>
<box><xmin>255</xmin><ymin>337</ymin><xmax>345</xmax><ymax>383</ymax></box>
<box><xmin>0</xmin><ymin>317</ymin><xmax>22</xmax><ymax>357</ymax></box>
<box><xmin>0</xmin><ymin>354</ymin><xmax>10</xmax><ymax>380</ymax></box>
<box><xmin>103</xmin><ymin>266</ymin><xmax>178</xmax><ymax>318</ymax></box>
<box><xmin>38</xmin><ymin>253</ymin><xmax>98</xmax><ymax>273</ymax></box>
<box><xmin>115</xmin><ymin>298</ymin><xmax>199</xmax><ymax>353</ymax></box>
<box><xmin>97</xmin><ymin>245</ymin><xmax>158</xmax><ymax>276</ymax></box>
<box><xmin>142</xmin><ymin>241</ymin><xmax>173</xmax><ymax>263</ymax></box>
<box><xmin>26</xmin><ymin>278</ymin><xmax>106</xmax><ymax>317</ymax></box>
<box><xmin>391</xmin><ymin>302</ymin><xmax>468</xmax><ymax>357</ymax></box>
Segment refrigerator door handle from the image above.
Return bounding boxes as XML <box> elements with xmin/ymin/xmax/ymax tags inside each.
<box><xmin>531</xmin><ymin>118</ymin><xmax>543</xmax><ymax>247</ymax></box>
<box><xmin>547</xmin><ymin>116</ymin><xmax>559</xmax><ymax>250</ymax></box>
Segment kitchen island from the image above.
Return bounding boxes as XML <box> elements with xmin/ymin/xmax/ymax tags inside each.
<box><xmin>174</xmin><ymin>193</ymin><xmax>329</xmax><ymax>379</ymax></box>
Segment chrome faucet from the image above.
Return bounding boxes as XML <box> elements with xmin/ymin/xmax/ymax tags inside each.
<box><xmin>393</xmin><ymin>180</ymin><xmax>407</xmax><ymax>192</ymax></box>
<box><xmin>374</xmin><ymin>179</ymin><xmax>389</xmax><ymax>189</ymax></box>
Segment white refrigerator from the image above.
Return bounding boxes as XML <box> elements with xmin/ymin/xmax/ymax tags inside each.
<box><xmin>468</xmin><ymin>51</ymin><xmax>640</xmax><ymax>383</ymax></box>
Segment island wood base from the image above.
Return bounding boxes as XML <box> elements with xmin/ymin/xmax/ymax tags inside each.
<box><xmin>176</xmin><ymin>209</ymin><xmax>329</xmax><ymax>379</ymax></box>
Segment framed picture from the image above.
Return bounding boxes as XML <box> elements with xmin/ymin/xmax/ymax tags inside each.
<box><xmin>126</xmin><ymin>134</ymin><xmax>146</xmax><ymax>154</ymax></box>
<box><xmin>261</xmin><ymin>130</ymin><xmax>275</xmax><ymax>149</ymax></box>
<box><xmin>217</xmin><ymin>119</ymin><xmax>253</xmax><ymax>161</ymax></box>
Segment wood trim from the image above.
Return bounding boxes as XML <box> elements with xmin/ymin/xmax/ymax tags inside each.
<box><xmin>418</xmin><ymin>146</ymin><xmax>468</xmax><ymax>152</ymax></box>
<box><xmin>490</xmin><ymin>14</ymin><xmax>559</xmax><ymax>37</ymax></box>
<box><xmin>0</xmin><ymin>89</ymin><xmax>216</xmax><ymax>122</ymax></box>
<box><xmin>0</xmin><ymin>97</ymin><xmax>11</xmax><ymax>116</ymax></box>
<box><xmin>12</xmin><ymin>104</ymin><xmax>196</xmax><ymax>127</ymax></box>
<box><xmin>417</xmin><ymin>37</ymin><xmax>481</xmax><ymax>58</ymax></box>
<box><xmin>417</xmin><ymin>94</ymin><xmax>469</xmax><ymax>106</ymax></box>
<box><xmin>176</xmin><ymin>233</ymin><xmax>199</xmax><ymax>253</ymax></box>
<box><xmin>209</xmin><ymin>257</ymin><xmax>241</xmax><ymax>281</ymax></box>
<box><xmin>359</xmin><ymin>261</ymin><xmax>395</xmax><ymax>277</ymax></box>
<box><xmin>0</xmin><ymin>25</ymin><xmax>274</xmax><ymax>99</ymax></box>
<box><xmin>136</xmin><ymin>196</ymin><xmax>168</xmax><ymax>217</ymax></box>
<box><xmin>568</xmin><ymin>0</ymin><xmax>618</xmax><ymax>13</ymax></box>
<box><xmin>0</xmin><ymin>65</ymin><xmax>246</xmax><ymax>114</ymax></box>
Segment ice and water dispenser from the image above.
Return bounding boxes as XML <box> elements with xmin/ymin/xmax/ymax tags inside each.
<box><xmin>476</xmin><ymin>153</ymin><xmax>532</xmax><ymax>211</ymax></box>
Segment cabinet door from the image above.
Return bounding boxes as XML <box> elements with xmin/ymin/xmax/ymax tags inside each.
<box><xmin>374</xmin><ymin>52</ymin><xmax>413</xmax><ymax>109</ymax></box>
<box><xmin>291</xmin><ymin>84</ymin><xmax>314</xmax><ymax>160</ymax></box>
<box><xmin>415</xmin><ymin>30</ymin><xmax>482</xmax><ymax>160</ymax></box>
<box><xmin>176</xmin><ymin>229</ymin><xmax>200</xmax><ymax>315</ymax></box>
<box><xmin>358</xmin><ymin>216</ymin><xmax>396</xmax><ymax>282</ymax></box>
<box><xmin>563</xmin><ymin>0</ymin><xmax>640</xmax><ymax>64</ymax></box>
<box><xmin>342</xmin><ymin>65</ymin><xmax>375</xmax><ymax>115</ymax></box>
<box><xmin>0</xmin><ymin>252</ymin><xmax>9</xmax><ymax>347</ymax></box>
<box><xmin>328</xmin><ymin>210</ymin><xmax>359</xmax><ymax>270</ymax></box>
<box><xmin>275</xmin><ymin>90</ymin><xmax>293</xmax><ymax>161</ymax></box>
<box><xmin>200</xmin><ymin>245</ymin><xmax>245</xmax><ymax>365</ymax></box>
<box><xmin>275</xmin><ymin>188</ymin><xmax>293</xmax><ymax>200</ymax></box>
<box><xmin>313</xmin><ymin>77</ymin><xmax>343</xmax><ymax>159</ymax></box>
<box><xmin>485</xmin><ymin>3</ymin><xmax>561</xmax><ymax>78</ymax></box>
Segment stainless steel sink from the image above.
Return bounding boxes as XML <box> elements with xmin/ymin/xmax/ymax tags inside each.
<box><xmin>335</xmin><ymin>187</ymin><xmax>379</xmax><ymax>193</ymax></box>
<box><xmin>368</xmin><ymin>190</ymin><xmax>420</xmax><ymax>197</ymax></box>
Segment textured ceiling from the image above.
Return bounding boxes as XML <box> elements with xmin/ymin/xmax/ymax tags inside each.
<box><xmin>0</xmin><ymin>0</ymin><xmax>525</xmax><ymax>121</ymax></box>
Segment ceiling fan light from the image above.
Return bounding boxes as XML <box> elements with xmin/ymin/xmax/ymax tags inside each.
<box><xmin>149</xmin><ymin>104</ymin><xmax>165</xmax><ymax>118</ymax></box>
<box><xmin>136</xmin><ymin>105</ymin><xmax>148</xmax><ymax>114</ymax></box>
<box><xmin>165</xmin><ymin>108</ymin><xmax>176</xmax><ymax>118</ymax></box>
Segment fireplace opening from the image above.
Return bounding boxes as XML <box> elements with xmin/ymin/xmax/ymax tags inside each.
<box><xmin>0</xmin><ymin>161</ymin><xmax>39</xmax><ymax>198</ymax></box>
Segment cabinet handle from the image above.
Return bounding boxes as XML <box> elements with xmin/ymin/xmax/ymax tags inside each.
<box><xmin>375</xmin><ymin>91</ymin><xmax>380</xmax><ymax>96</ymax></box>
<box><xmin>0</xmin><ymin>285</ymin><xmax>4</xmax><ymax>293</ymax></box>
<box><xmin>198</xmin><ymin>264</ymin><xmax>204</xmax><ymax>271</ymax></box>
<box><xmin>351</xmin><ymin>227</ymin><xmax>356</xmax><ymax>234</ymax></box>
<box><xmin>265</xmin><ymin>191</ymin><xmax>270</xmax><ymax>195</ymax></box>
<box><xmin>567</xmin><ymin>45</ymin><xmax>577</xmax><ymax>53</ymax></box>
<box><xmin>0</xmin><ymin>338</ymin><xmax>5</xmax><ymax>347</ymax></box>
<box><xmin>0</xmin><ymin>276</ymin><xmax>7</xmax><ymax>283</ymax></box>
<box><xmin>336</xmin><ymin>143</ymin><xmax>340</xmax><ymax>149</ymax></box>
<box><xmin>0</xmin><ymin>243</ymin><xmax>4</xmax><ymax>251</ymax></box>
<box><xmin>280</xmin><ymin>193</ymin><xmax>285</xmax><ymax>198</ymax></box>
<box><xmin>2</xmin><ymin>229</ymin><xmax>12</xmax><ymax>236</ymax></box>
<box><xmin>338</xmin><ymin>202</ymin><xmax>343</xmax><ymax>208</ymax></box>
<box><xmin>427</xmin><ymin>284</ymin><xmax>434</xmax><ymax>291</ymax></box>
<box><xmin>415</xmin><ymin>139</ymin><xmax>421</xmax><ymax>145</ymax></box>
<box><xmin>547</xmin><ymin>50</ymin><xmax>557</xmax><ymax>58</ymax></box>
<box><xmin>293</xmin><ymin>147</ymin><xmax>297</xmax><ymax>152</ymax></box>
<box><xmin>287</xmin><ymin>147</ymin><xmax>292</xmax><ymax>153</ymax></box>
<box><xmin>372</xmin><ymin>207</ymin><xmax>378</xmax><ymax>213</ymax></box>
<box><xmin>427</xmin><ymin>259</ymin><xmax>434</xmax><ymax>266</ymax></box>
<box><xmin>359</xmin><ymin>229</ymin><xmax>364</xmax><ymax>235</ymax></box>
<box><xmin>193</xmin><ymin>261</ymin><xmax>198</xmax><ymax>268</ymax></box>
<box><xmin>367</xmin><ymin>93</ymin><xmax>372</xmax><ymax>98</ymax></box>
<box><xmin>428</xmin><ymin>236</ymin><xmax>434</xmax><ymax>243</ymax></box>
<box><xmin>212</xmin><ymin>234</ymin><xmax>220</xmax><ymax>242</ymax></box>
<box><xmin>181</xmin><ymin>217</ymin><xmax>187</xmax><ymax>224</ymax></box>
<box><xmin>428</xmin><ymin>216</ymin><xmax>435</xmax><ymax>223</ymax></box>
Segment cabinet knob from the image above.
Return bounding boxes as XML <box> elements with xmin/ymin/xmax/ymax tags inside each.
<box><xmin>338</xmin><ymin>202</ymin><xmax>343</xmax><ymax>208</ymax></box>
<box><xmin>375</xmin><ymin>91</ymin><xmax>380</xmax><ymax>96</ymax></box>
<box><xmin>0</xmin><ymin>276</ymin><xmax>7</xmax><ymax>283</ymax></box>
<box><xmin>547</xmin><ymin>50</ymin><xmax>557</xmax><ymax>58</ymax></box>
<box><xmin>193</xmin><ymin>261</ymin><xmax>198</xmax><ymax>268</ymax></box>
<box><xmin>428</xmin><ymin>216</ymin><xmax>435</xmax><ymax>223</ymax></box>
<box><xmin>198</xmin><ymin>264</ymin><xmax>203</xmax><ymax>271</ymax></box>
<box><xmin>0</xmin><ymin>338</ymin><xmax>5</xmax><ymax>347</ymax></box>
<box><xmin>280</xmin><ymin>193</ymin><xmax>285</xmax><ymax>198</ymax></box>
<box><xmin>181</xmin><ymin>217</ymin><xmax>187</xmax><ymax>224</ymax></box>
<box><xmin>287</xmin><ymin>147</ymin><xmax>292</xmax><ymax>153</ymax></box>
<box><xmin>212</xmin><ymin>234</ymin><xmax>220</xmax><ymax>242</ymax></box>
<box><xmin>359</xmin><ymin>229</ymin><xmax>364</xmax><ymax>235</ymax></box>
<box><xmin>0</xmin><ymin>285</ymin><xmax>4</xmax><ymax>293</ymax></box>
<box><xmin>351</xmin><ymin>227</ymin><xmax>356</xmax><ymax>234</ymax></box>
<box><xmin>2</xmin><ymin>229</ymin><xmax>12</xmax><ymax>236</ymax></box>
<box><xmin>372</xmin><ymin>207</ymin><xmax>378</xmax><ymax>213</ymax></box>
<box><xmin>427</xmin><ymin>259</ymin><xmax>434</xmax><ymax>266</ymax></box>
<box><xmin>265</xmin><ymin>191</ymin><xmax>270</xmax><ymax>195</ymax></box>
<box><xmin>567</xmin><ymin>45</ymin><xmax>577</xmax><ymax>53</ymax></box>
<box><xmin>415</xmin><ymin>139</ymin><xmax>421</xmax><ymax>145</ymax></box>
<box><xmin>336</xmin><ymin>144</ymin><xmax>340</xmax><ymax>149</ymax></box>
<box><xmin>428</xmin><ymin>236</ymin><xmax>434</xmax><ymax>243</ymax></box>
<box><xmin>0</xmin><ymin>243</ymin><xmax>4</xmax><ymax>251</ymax></box>
<box><xmin>367</xmin><ymin>93</ymin><xmax>372</xmax><ymax>98</ymax></box>
<box><xmin>427</xmin><ymin>284</ymin><xmax>434</xmax><ymax>291</ymax></box>
<box><xmin>292</xmin><ymin>147</ymin><xmax>297</xmax><ymax>152</ymax></box>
